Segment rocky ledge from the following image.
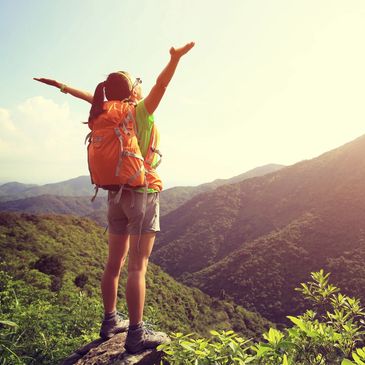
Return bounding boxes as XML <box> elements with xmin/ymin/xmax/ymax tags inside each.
<box><xmin>60</xmin><ymin>332</ymin><xmax>165</xmax><ymax>365</ymax></box>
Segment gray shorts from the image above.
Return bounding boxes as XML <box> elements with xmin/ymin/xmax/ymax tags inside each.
<box><xmin>107</xmin><ymin>190</ymin><xmax>160</xmax><ymax>235</ymax></box>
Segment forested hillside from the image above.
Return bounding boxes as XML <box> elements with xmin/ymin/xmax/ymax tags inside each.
<box><xmin>152</xmin><ymin>134</ymin><xmax>365</xmax><ymax>324</ymax></box>
<box><xmin>160</xmin><ymin>164</ymin><xmax>283</xmax><ymax>215</ymax></box>
<box><xmin>0</xmin><ymin>176</ymin><xmax>103</xmax><ymax>202</ymax></box>
<box><xmin>0</xmin><ymin>212</ymin><xmax>269</xmax><ymax>336</ymax></box>
<box><xmin>0</xmin><ymin>195</ymin><xmax>109</xmax><ymax>226</ymax></box>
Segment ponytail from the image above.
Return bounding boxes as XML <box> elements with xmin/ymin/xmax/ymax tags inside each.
<box><xmin>88</xmin><ymin>72</ymin><xmax>134</xmax><ymax>123</ymax></box>
<box><xmin>88</xmin><ymin>81</ymin><xmax>105</xmax><ymax>122</ymax></box>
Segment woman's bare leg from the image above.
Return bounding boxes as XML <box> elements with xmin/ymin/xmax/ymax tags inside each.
<box><xmin>126</xmin><ymin>233</ymin><xmax>156</xmax><ymax>325</ymax></box>
<box><xmin>101</xmin><ymin>233</ymin><xmax>130</xmax><ymax>313</ymax></box>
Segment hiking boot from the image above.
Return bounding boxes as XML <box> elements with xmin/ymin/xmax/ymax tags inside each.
<box><xmin>99</xmin><ymin>312</ymin><xmax>129</xmax><ymax>339</ymax></box>
<box><xmin>124</xmin><ymin>322</ymin><xmax>170</xmax><ymax>354</ymax></box>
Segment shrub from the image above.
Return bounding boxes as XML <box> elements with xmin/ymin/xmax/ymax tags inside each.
<box><xmin>0</xmin><ymin>270</ymin><xmax>102</xmax><ymax>364</ymax></box>
<box><xmin>74</xmin><ymin>273</ymin><xmax>88</xmax><ymax>289</ymax></box>
<box><xmin>33</xmin><ymin>254</ymin><xmax>65</xmax><ymax>278</ymax></box>
<box><xmin>159</xmin><ymin>270</ymin><xmax>365</xmax><ymax>365</ymax></box>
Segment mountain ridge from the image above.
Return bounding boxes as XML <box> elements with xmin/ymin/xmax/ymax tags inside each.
<box><xmin>160</xmin><ymin>163</ymin><xmax>284</xmax><ymax>216</ymax></box>
<box><xmin>0</xmin><ymin>176</ymin><xmax>105</xmax><ymax>202</ymax></box>
<box><xmin>152</xmin><ymin>133</ymin><xmax>365</xmax><ymax>323</ymax></box>
<box><xmin>0</xmin><ymin>164</ymin><xmax>283</xmax><ymax>221</ymax></box>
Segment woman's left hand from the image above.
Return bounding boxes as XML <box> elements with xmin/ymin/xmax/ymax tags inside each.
<box><xmin>33</xmin><ymin>78</ymin><xmax>61</xmax><ymax>89</ymax></box>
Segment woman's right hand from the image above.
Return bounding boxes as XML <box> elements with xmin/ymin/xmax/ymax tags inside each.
<box><xmin>169</xmin><ymin>42</ymin><xmax>195</xmax><ymax>60</ymax></box>
<box><xmin>33</xmin><ymin>78</ymin><xmax>61</xmax><ymax>89</ymax></box>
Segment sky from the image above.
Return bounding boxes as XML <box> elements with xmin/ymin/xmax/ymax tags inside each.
<box><xmin>1</xmin><ymin>0</ymin><xmax>365</xmax><ymax>188</ymax></box>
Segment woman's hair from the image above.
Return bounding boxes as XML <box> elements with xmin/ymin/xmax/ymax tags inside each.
<box><xmin>88</xmin><ymin>72</ymin><xmax>133</xmax><ymax>122</ymax></box>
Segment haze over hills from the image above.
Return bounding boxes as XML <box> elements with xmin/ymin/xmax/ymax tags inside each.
<box><xmin>151</xmin><ymin>134</ymin><xmax>365</xmax><ymax>323</ymax></box>
<box><xmin>0</xmin><ymin>164</ymin><xmax>283</xmax><ymax>221</ymax></box>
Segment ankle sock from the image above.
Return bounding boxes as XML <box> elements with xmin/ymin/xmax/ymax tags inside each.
<box><xmin>129</xmin><ymin>321</ymin><xmax>143</xmax><ymax>331</ymax></box>
<box><xmin>104</xmin><ymin>310</ymin><xmax>117</xmax><ymax>321</ymax></box>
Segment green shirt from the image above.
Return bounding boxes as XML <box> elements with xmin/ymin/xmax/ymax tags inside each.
<box><xmin>136</xmin><ymin>99</ymin><xmax>155</xmax><ymax>158</ymax></box>
<box><xmin>135</xmin><ymin>100</ymin><xmax>159</xmax><ymax>193</ymax></box>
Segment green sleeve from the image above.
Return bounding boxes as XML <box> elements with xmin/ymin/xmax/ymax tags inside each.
<box><xmin>135</xmin><ymin>99</ymin><xmax>154</xmax><ymax>158</ymax></box>
<box><xmin>134</xmin><ymin>100</ymin><xmax>159</xmax><ymax>193</ymax></box>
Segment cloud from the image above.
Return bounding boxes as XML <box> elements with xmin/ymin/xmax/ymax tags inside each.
<box><xmin>0</xmin><ymin>96</ymin><xmax>89</xmax><ymax>183</ymax></box>
<box><xmin>0</xmin><ymin>108</ymin><xmax>17</xmax><ymax>132</ymax></box>
<box><xmin>17</xmin><ymin>96</ymin><xmax>70</xmax><ymax>125</ymax></box>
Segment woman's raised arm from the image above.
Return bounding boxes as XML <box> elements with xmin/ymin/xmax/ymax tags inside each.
<box><xmin>144</xmin><ymin>42</ymin><xmax>195</xmax><ymax>115</ymax></box>
<box><xmin>33</xmin><ymin>78</ymin><xmax>93</xmax><ymax>104</ymax></box>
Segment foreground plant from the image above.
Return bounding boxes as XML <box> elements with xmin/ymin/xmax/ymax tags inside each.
<box><xmin>0</xmin><ymin>270</ymin><xmax>103</xmax><ymax>365</ymax></box>
<box><xmin>159</xmin><ymin>270</ymin><xmax>365</xmax><ymax>365</ymax></box>
<box><xmin>159</xmin><ymin>330</ymin><xmax>254</xmax><ymax>364</ymax></box>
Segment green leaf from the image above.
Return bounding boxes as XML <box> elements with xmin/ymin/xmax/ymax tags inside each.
<box><xmin>341</xmin><ymin>360</ymin><xmax>355</xmax><ymax>365</ymax></box>
<box><xmin>229</xmin><ymin>342</ymin><xmax>238</xmax><ymax>353</ymax></box>
<box><xmin>254</xmin><ymin>344</ymin><xmax>272</xmax><ymax>357</ymax></box>
<box><xmin>352</xmin><ymin>353</ymin><xmax>365</xmax><ymax>365</ymax></box>
<box><xmin>181</xmin><ymin>341</ymin><xmax>194</xmax><ymax>351</ymax></box>
<box><xmin>287</xmin><ymin>316</ymin><xmax>306</xmax><ymax>331</ymax></box>
<box><xmin>194</xmin><ymin>349</ymin><xmax>207</xmax><ymax>356</ymax></box>
<box><xmin>282</xmin><ymin>354</ymin><xmax>289</xmax><ymax>365</ymax></box>
<box><xmin>356</xmin><ymin>348</ymin><xmax>365</xmax><ymax>358</ymax></box>
<box><xmin>159</xmin><ymin>347</ymin><xmax>173</xmax><ymax>355</ymax></box>
<box><xmin>263</xmin><ymin>327</ymin><xmax>284</xmax><ymax>345</ymax></box>
<box><xmin>0</xmin><ymin>320</ymin><xmax>18</xmax><ymax>327</ymax></box>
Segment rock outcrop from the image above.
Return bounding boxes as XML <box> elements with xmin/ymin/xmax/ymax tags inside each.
<box><xmin>60</xmin><ymin>333</ymin><xmax>164</xmax><ymax>365</ymax></box>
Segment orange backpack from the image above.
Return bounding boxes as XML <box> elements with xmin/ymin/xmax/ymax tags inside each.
<box><xmin>87</xmin><ymin>100</ymin><xmax>162</xmax><ymax>198</ymax></box>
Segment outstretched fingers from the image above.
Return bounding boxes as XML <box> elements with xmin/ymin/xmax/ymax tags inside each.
<box><xmin>170</xmin><ymin>42</ymin><xmax>195</xmax><ymax>59</ymax></box>
<box><xmin>33</xmin><ymin>78</ymin><xmax>60</xmax><ymax>88</ymax></box>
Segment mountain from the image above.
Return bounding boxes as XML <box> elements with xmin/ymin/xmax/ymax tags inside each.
<box><xmin>0</xmin><ymin>176</ymin><xmax>106</xmax><ymax>202</ymax></box>
<box><xmin>0</xmin><ymin>211</ymin><xmax>270</xmax><ymax>338</ymax></box>
<box><xmin>0</xmin><ymin>165</ymin><xmax>283</xmax><ymax>222</ymax></box>
<box><xmin>160</xmin><ymin>164</ymin><xmax>284</xmax><ymax>216</ymax></box>
<box><xmin>0</xmin><ymin>181</ymin><xmax>38</xmax><ymax>196</ymax></box>
<box><xmin>151</xmin><ymin>134</ymin><xmax>365</xmax><ymax>323</ymax></box>
<box><xmin>0</xmin><ymin>195</ymin><xmax>109</xmax><ymax>226</ymax></box>
<box><xmin>0</xmin><ymin>164</ymin><xmax>283</xmax><ymax>222</ymax></box>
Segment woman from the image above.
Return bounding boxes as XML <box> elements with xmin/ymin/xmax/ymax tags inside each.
<box><xmin>35</xmin><ymin>42</ymin><xmax>195</xmax><ymax>353</ymax></box>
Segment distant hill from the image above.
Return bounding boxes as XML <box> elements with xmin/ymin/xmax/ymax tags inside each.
<box><xmin>0</xmin><ymin>164</ymin><xmax>284</xmax><ymax>221</ymax></box>
<box><xmin>0</xmin><ymin>212</ymin><xmax>270</xmax><ymax>338</ymax></box>
<box><xmin>160</xmin><ymin>164</ymin><xmax>284</xmax><ymax>216</ymax></box>
<box><xmin>0</xmin><ymin>195</ymin><xmax>108</xmax><ymax>226</ymax></box>
<box><xmin>0</xmin><ymin>176</ymin><xmax>106</xmax><ymax>202</ymax></box>
<box><xmin>0</xmin><ymin>164</ymin><xmax>283</xmax><ymax>222</ymax></box>
<box><xmin>151</xmin><ymin>134</ymin><xmax>365</xmax><ymax>324</ymax></box>
<box><xmin>0</xmin><ymin>181</ymin><xmax>38</xmax><ymax>196</ymax></box>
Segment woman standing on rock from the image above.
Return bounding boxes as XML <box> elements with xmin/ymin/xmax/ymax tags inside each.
<box><xmin>35</xmin><ymin>41</ymin><xmax>195</xmax><ymax>353</ymax></box>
